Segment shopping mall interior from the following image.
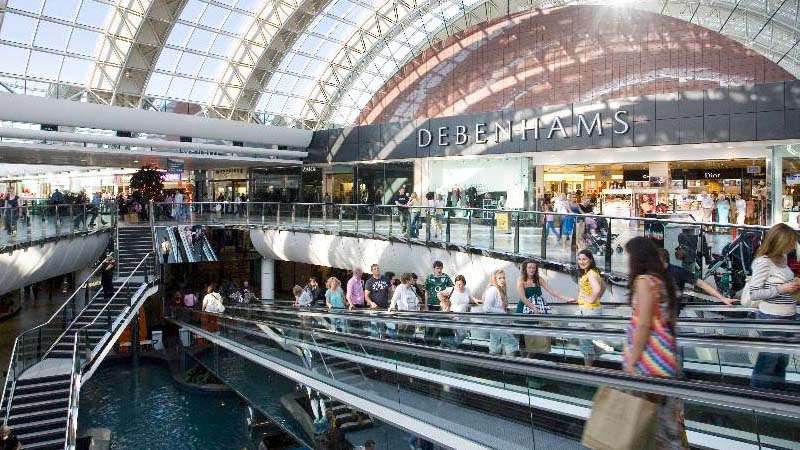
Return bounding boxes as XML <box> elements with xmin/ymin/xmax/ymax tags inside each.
<box><xmin>0</xmin><ymin>0</ymin><xmax>799</xmax><ymax>449</ymax></box>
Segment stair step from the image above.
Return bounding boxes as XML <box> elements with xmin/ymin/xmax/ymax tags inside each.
<box><xmin>12</xmin><ymin>380</ymin><xmax>70</xmax><ymax>394</ymax></box>
<box><xmin>15</xmin><ymin>375</ymin><xmax>70</xmax><ymax>387</ymax></box>
<box><xmin>20</xmin><ymin>438</ymin><xmax>64</xmax><ymax>450</ymax></box>
<box><xmin>8</xmin><ymin>398</ymin><xmax>68</xmax><ymax>414</ymax></box>
<box><xmin>5</xmin><ymin>389</ymin><xmax>70</xmax><ymax>403</ymax></box>
<box><xmin>18</xmin><ymin>428</ymin><xmax>67</xmax><ymax>445</ymax></box>
<box><xmin>7</xmin><ymin>408</ymin><xmax>64</xmax><ymax>425</ymax></box>
<box><xmin>13</xmin><ymin>417</ymin><xmax>67</xmax><ymax>432</ymax></box>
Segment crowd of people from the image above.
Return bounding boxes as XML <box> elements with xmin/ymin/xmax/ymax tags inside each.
<box><xmin>279</xmin><ymin>222</ymin><xmax>799</xmax><ymax>447</ymax></box>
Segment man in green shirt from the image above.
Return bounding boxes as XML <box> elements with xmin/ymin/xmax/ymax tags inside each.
<box><xmin>423</xmin><ymin>260</ymin><xmax>454</xmax><ymax>310</ymax></box>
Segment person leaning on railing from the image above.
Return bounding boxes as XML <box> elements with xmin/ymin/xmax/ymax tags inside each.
<box><xmin>566</xmin><ymin>249</ymin><xmax>607</xmax><ymax>367</ymax></box>
<box><xmin>745</xmin><ymin>223</ymin><xmax>800</xmax><ymax>390</ymax></box>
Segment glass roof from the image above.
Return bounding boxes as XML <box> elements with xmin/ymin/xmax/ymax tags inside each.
<box><xmin>0</xmin><ymin>0</ymin><xmax>798</xmax><ymax>129</ymax></box>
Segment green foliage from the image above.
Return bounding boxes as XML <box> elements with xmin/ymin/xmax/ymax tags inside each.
<box><xmin>129</xmin><ymin>165</ymin><xmax>165</xmax><ymax>202</ymax></box>
<box><xmin>184</xmin><ymin>365</ymin><xmax>222</xmax><ymax>385</ymax></box>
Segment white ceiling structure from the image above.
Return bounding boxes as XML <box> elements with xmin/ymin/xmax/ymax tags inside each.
<box><xmin>0</xmin><ymin>0</ymin><xmax>798</xmax><ymax>132</ymax></box>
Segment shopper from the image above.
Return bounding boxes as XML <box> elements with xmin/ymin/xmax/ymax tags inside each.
<box><xmin>747</xmin><ymin>223</ymin><xmax>800</xmax><ymax>390</ymax></box>
<box><xmin>388</xmin><ymin>273</ymin><xmax>420</xmax><ymax>340</ymax></box>
<box><xmin>0</xmin><ymin>425</ymin><xmax>21</xmax><ymax>450</ymax></box>
<box><xmin>437</xmin><ymin>274</ymin><xmax>477</xmax><ymax>348</ymax></box>
<box><xmin>716</xmin><ymin>194</ymin><xmax>730</xmax><ymax>225</ymax></box>
<box><xmin>407</xmin><ymin>192</ymin><xmax>421</xmax><ymax>238</ymax></box>
<box><xmin>516</xmin><ymin>260</ymin><xmax>566</xmax><ymax>357</ymax></box>
<box><xmin>88</xmin><ymin>191</ymin><xmax>107</xmax><ymax>227</ymax></box>
<box><xmin>423</xmin><ymin>260</ymin><xmax>454</xmax><ymax>311</ymax></box>
<box><xmin>567</xmin><ymin>249</ymin><xmax>606</xmax><ymax>366</ymax></box>
<box><xmin>345</xmin><ymin>267</ymin><xmax>365</xmax><ymax>310</ymax></box>
<box><xmin>160</xmin><ymin>236</ymin><xmax>171</xmax><ymax>264</ymax></box>
<box><xmin>100</xmin><ymin>254</ymin><xmax>115</xmax><ymax>302</ymax></box>
<box><xmin>516</xmin><ymin>259</ymin><xmax>568</xmax><ymax>314</ymax></box>
<box><xmin>622</xmin><ymin>237</ymin><xmax>687</xmax><ymax>448</ymax></box>
<box><xmin>543</xmin><ymin>202</ymin><xmax>560</xmax><ymax>243</ymax></box>
<box><xmin>431</xmin><ymin>193</ymin><xmax>445</xmax><ymax>239</ymax></box>
<box><xmin>364</xmin><ymin>264</ymin><xmax>391</xmax><ymax>336</ymax></box>
<box><xmin>183</xmin><ymin>290</ymin><xmax>197</xmax><ymax>308</ymax></box>
<box><xmin>201</xmin><ymin>283</ymin><xmax>224</xmax><ymax>333</ymax></box>
<box><xmin>394</xmin><ymin>186</ymin><xmax>410</xmax><ymax>234</ymax></box>
<box><xmin>734</xmin><ymin>194</ymin><xmax>747</xmax><ymax>225</ymax></box>
<box><xmin>323</xmin><ymin>277</ymin><xmax>347</xmax><ymax>333</ymax></box>
<box><xmin>305</xmin><ymin>276</ymin><xmax>326</xmax><ymax>307</ymax></box>
<box><xmin>657</xmin><ymin>248</ymin><xmax>734</xmax><ymax>306</ymax></box>
<box><xmin>3</xmin><ymin>188</ymin><xmax>19</xmax><ymax>236</ymax></box>
<box><xmin>483</xmin><ymin>269</ymin><xmax>518</xmax><ymax>356</ymax></box>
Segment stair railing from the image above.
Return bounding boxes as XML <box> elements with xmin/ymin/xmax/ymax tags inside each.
<box><xmin>76</xmin><ymin>252</ymin><xmax>154</xmax><ymax>363</ymax></box>
<box><xmin>65</xmin><ymin>252</ymin><xmax>158</xmax><ymax>450</ymax></box>
<box><xmin>1</xmin><ymin>259</ymin><xmax>107</xmax><ymax>425</ymax></box>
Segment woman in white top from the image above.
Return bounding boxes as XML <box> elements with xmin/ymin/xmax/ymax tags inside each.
<box><xmin>437</xmin><ymin>274</ymin><xmax>478</xmax><ymax>348</ymax></box>
<box><xmin>483</xmin><ymin>270</ymin><xmax>519</xmax><ymax>356</ymax></box>
<box><xmin>734</xmin><ymin>194</ymin><xmax>747</xmax><ymax>225</ymax></box>
<box><xmin>437</xmin><ymin>274</ymin><xmax>477</xmax><ymax>313</ymax></box>
<box><xmin>746</xmin><ymin>223</ymin><xmax>800</xmax><ymax>390</ymax></box>
<box><xmin>389</xmin><ymin>273</ymin><xmax>420</xmax><ymax>340</ymax></box>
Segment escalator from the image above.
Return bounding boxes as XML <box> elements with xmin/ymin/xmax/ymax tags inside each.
<box><xmin>199</xmin><ymin>231</ymin><xmax>217</xmax><ymax>261</ymax></box>
<box><xmin>165</xmin><ymin>227</ymin><xmax>183</xmax><ymax>263</ymax></box>
<box><xmin>168</xmin><ymin>305</ymin><xmax>800</xmax><ymax>450</ymax></box>
<box><xmin>175</xmin><ymin>226</ymin><xmax>198</xmax><ymax>262</ymax></box>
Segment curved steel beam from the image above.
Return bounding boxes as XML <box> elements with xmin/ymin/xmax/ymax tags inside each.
<box><xmin>88</xmin><ymin>0</ymin><xmax>189</xmax><ymax>107</ymax></box>
<box><xmin>207</xmin><ymin>0</ymin><xmax>334</xmax><ymax>121</ymax></box>
<box><xmin>306</xmin><ymin>0</ymin><xmax>800</xmax><ymax>128</ymax></box>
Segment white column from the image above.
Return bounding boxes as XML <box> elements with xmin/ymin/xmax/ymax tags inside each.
<box><xmin>769</xmin><ymin>145</ymin><xmax>789</xmax><ymax>225</ymax></box>
<box><xmin>260</xmin><ymin>257</ymin><xmax>275</xmax><ymax>303</ymax></box>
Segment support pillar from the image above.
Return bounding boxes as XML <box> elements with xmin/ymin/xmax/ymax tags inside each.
<box><xmin>769</xmin><ymin>145</ymin><xmax>786</xmax><ymax>225</ymax></box>
<box><xmin>131</xmin><ymin>309</ymin><xmax>140</xmax><ymax>366</ymax></box>
<box><xmin>260</xmin><ymin>257</ymin><xmax>275</xmax><ymax>304</ymax></box>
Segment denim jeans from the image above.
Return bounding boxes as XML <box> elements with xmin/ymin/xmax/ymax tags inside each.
<box><xmin>544</xmin><ymin>221</ymin><xmax>560</xmax><ymax>241</ymax></box>
<box><xmin>577</xmin><ymin>306</ymin><xmax>603</xmax><ymax>364</ymax></box>
<box><xmin>751</xmin><ymin>311</ymin><xmax>796</xmax><ymax>390</ymax></box>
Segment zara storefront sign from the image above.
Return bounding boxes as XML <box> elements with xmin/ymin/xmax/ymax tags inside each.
<box><xmin>417</xmin><ymin>110</ymin><xmax>631</xmax><ymax>148</ymax></box>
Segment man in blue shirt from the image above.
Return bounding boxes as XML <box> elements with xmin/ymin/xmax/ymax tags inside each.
<box><xmin>88</xmin><ymin>192</ymin><xmax>107</xmax><ymax>227</ymax></box>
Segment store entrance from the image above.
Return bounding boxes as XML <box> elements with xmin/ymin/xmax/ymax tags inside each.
<box><xmin>540</xmin><ymin>159</ymin><xmax>767</xmax><ymax>224</ymax></box>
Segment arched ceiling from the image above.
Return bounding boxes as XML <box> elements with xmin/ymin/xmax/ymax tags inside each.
<box><xmin>0</xmin><ymin>0</ymin><xmax>798</xmax><ymax>129</ymax></box>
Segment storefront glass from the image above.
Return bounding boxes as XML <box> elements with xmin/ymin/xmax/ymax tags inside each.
<box><xmin>426</xmin><ymin>156</ymin><xmax>530</xmax><ymax>209</ymax></box>
<box><xmin>539</xmin><ymin>159</ymin><xmax>768</xmax><ymax>223</ymax></box>
<box><xmin>250</xmin><ymin>167</ymin><xmax>301</xmax><ymax>202</ymax></box>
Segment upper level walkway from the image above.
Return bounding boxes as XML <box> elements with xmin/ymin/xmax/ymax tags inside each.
<box><xmin>152</xmin><ymin>201</ymin><xmax>767</xmax><ymax>296</ymax></box>
<box><xmin>0</xmin><ymin>204</ymin><xmax>115</xmax><ymax>297</ymax></box>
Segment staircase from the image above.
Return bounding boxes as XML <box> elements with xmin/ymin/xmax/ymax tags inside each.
<box><xmin>1</xmin><ymin>241</ymin><xmax>158</xmax><ymax>449</ymax></box>
<box><xmin>117</xmin><ymin>226</ymin><xmax>154</xmax><ymax>277</ymax></box>
<box><xmin>48</xmin><ymin>281</ymin><xmax>137</xmax><ymax>359</ymax></box>
<box><xmin>1</xmin><ymin>374</ymin><xmax>71</xmax><ymax>449</ymax></box>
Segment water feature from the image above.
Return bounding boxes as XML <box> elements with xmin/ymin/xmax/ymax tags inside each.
<box><xmin>78</xmin><ymin>361</ymin><xmax>262</xmax><ymax>449</ymax></box>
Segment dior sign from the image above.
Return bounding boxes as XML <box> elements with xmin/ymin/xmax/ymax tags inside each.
<box><xmin>417</xmin><ymin>110</ymin><xmax>631</xmax><ymax>148</ymax></box>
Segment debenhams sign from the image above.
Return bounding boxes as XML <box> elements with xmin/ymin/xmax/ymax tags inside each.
<box><xmin>417</xmin><ymin>110</ymin><xmax>631</xmax><ymax>147</ymax></box>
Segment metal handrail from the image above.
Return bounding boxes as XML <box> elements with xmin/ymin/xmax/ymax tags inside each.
<box><xmin>0</xmin><ymin>259</ymin><xmax>107</xmax><ymax>424</ymax></box>
<box><xmin>218</xmin><ymin>305</ymin><xmax>800</xmax><ymax>353</ymax></box>
<box><xmin>225</xmin><ymin>304</ymin><xmax>800</xmax><ymax>332</ymax></box>
<box><xmin>63</xmin><ymin>331</ymin><xmax>79</xmax><ymax>450</ymax></box>
<box><xmin>78</xmin><ymin>252</ymin><xmax>152</xmax><ymax>336</ymax></box>
<box><xmin>171</xmin><ymin>307</ymin><xmax>800</xmax><ymax>420</ymax></box>
<box><xmin>43</xmin><ymin>289</ymin><xmax>104</xmax><ymax>360</ymax></box>
<box><xmin>150</xmin><ymin>200</ymin><xmax>774</xmax><ymax>230</ymax></box>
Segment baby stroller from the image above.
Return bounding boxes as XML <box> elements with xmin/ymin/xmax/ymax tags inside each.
<box><xmin>583</xmin><ymin>217</ymin><xmax>623</xmax><ymax>256</ymax></box>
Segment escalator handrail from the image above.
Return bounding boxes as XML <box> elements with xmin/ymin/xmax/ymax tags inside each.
<box><xmin>219</xmin><ymin>305</ymin><xmax>800</xmax><ymax>354</ymax></box>
<box><xmin>226</xmin><ymin>304</ymin><xmax>800</xmax><ymax>333</ymax></box>
<box><xmin>172</xmin><ymin>307</ymin><xmax>800</xmax><ymax>420</ymax></box>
